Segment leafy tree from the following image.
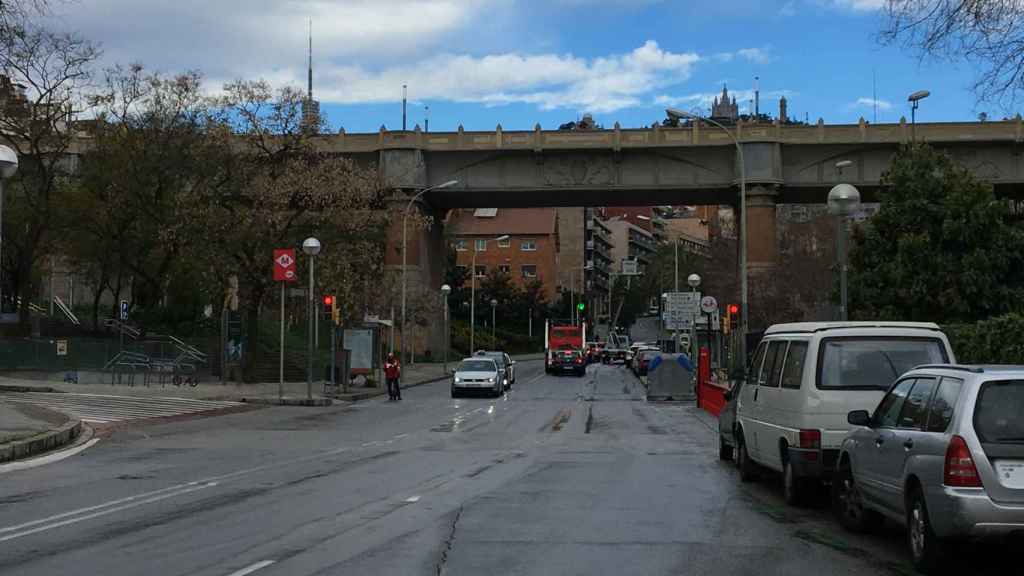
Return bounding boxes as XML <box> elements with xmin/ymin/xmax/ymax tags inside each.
<box><xmin>848</xmin><ymin>144</ymin><xmax>1024</xmax><ymax>322</ymax></box>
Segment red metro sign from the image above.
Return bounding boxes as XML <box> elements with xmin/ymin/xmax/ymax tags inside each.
<box><xmin>273</xmin><ymin>249</ymin><xmax>297</xmax><ymax>282</ymax></box>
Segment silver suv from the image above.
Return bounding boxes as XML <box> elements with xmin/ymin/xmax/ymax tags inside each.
<box><xmin>834</xmin><ymin>365</ymin><xmax>1024</xmax><ymax>573</ymax></box>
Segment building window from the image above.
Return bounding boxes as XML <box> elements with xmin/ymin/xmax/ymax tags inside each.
<box><xmin>474</xmin><ymin>265</ymin><xmax>487</xmax><ymax>277</ymax></box>
<box><xmin>520</xmin><ymin>239</ymin><xmax>537</xmax><ymax>251</ymax></box>
<box><xmin>498</xmin><ymin>264</ymin><xmax>511</xmax><ymax>274</ymax></box>
<box><xmin>498</xmin><ymin>237</ymin><xmax>511</xmax><ymax>248</ymax></box>
<box><xmin>475</xmin><ymin>239</ymin><xmax>487</xmax><ymax>251</ymax></box>
<box><xmin>454</xmin><ymin>239</ymin><xmax>467</xmax><ymax>251</ymax></box>
<box><xmin>521</xmin><ymin>265</ymin><xmax>537</xmax><ymax>278</ymax></box>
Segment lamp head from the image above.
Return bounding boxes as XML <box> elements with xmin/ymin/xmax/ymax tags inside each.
<box><xmin>908</xmin><ymin>90</ymin><xmax>931</xmax><ymax>103</ymax></box>
<box><xmin>302</xmin><ymin>237</ymin><xmax>322</xmax><ymax>256</ymax></box>
<box><xmin>828</xmin><ymin>183</ymin><xmax>862</xmax><ymax>216</ymax></box>
<box><xmin>0</xmin><ymin>145</ymin><xmax>17</xmax><ymax>179</ymax></box>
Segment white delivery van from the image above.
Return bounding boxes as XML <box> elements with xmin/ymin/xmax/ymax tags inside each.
<box><xmin>733</xmin><ymin>322</ymin><xmax>955</xmax><ymax>506</ymax></box>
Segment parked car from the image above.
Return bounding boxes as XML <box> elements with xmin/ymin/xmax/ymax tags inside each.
<box><xmin>834</xmin><ymin>365</ymin><xmax>1024</xmax><ymax>573</ymax></box>
<box><xmin>718</xmin><ymin>379</ymin><xmax>745</xmax><ymax>461</ymax></box>
<box><xmin>634</xmin><ymin>348</ymin><xmax>660</xmax><ymax>377</ymax></box>
<box><xmin>551</xmin><ymin>348</ymin><xmax>586</xmax><ymax>377</ymax></box>
<box><xmin>451</xmin><ymin>357</ymin><xmax>503</xmax><ymax>398</ymax></box>
<box><xmin>733</xmin><ymin>322</ymin><xmax>955</xmax><ymax>506</ymax></box>
<box><xmin>626</xmin><ymin>342</ymin><xmax>653</xmax><ymax>369</ymax></box>
<box><xmin>476</xmin><ymin>350</ymin><xmax>515</xmax><ymax>390</ymax></box>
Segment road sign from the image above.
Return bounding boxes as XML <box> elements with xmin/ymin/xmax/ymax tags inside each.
<box><xmin>119</xmin><ymin>300</ymin><xmax>128</xmax><ymax>321</ymax></box>
<box><xmin>273</xmin><ymin>249</ymin><xmax>297</xmax><ymax>282</ymax></box>
<box><xmin>621</xmin><ymin>259</ymin><xmax>640</xmax><ymax>276</ymax></box>
<box><xmin>663</xmin><ymin>292</ymin><xmax>700</xmax><ymax>331</ymax></box>
<box><xmin>700</xmin><ymin>295</ymin><xmax>718</xmax><ymax>314</ymax></box>
<box><xmin>56</xmin><ymin>339</ymin><xmax>68</xmax><ymax>356</ymax></box>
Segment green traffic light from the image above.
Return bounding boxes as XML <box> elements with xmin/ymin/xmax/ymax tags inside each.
<box><xmin>577</xmin><ymin>303</ymin><xmax>585</xmax><ymax>310</ymax></box>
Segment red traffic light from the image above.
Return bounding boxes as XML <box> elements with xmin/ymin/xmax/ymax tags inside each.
<box><xmin>323</xmin><ymin>295</ymin><xmax>334</xmax><ymax>306</ymax></box>
<box><xmin>728</xmin><ymin>304</ymin><xmax>739</xmax><ymax>315</ymax></box>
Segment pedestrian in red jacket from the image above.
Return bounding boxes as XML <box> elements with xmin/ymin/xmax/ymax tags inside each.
<box><xmin>385</xmin><ymin>352</ymin><xmax>402</xmax><ymax>401</ymax></box>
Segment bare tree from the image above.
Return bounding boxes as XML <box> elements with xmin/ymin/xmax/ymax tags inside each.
<box><xmin>0</xmin><ymin>24</ymin><xmax>100</xmax><ymax>330</ymax></box>
<box><xmin>881</xmin><ymin>0</ymin><xmax>1024</xmax><ymax>107</ymax></box>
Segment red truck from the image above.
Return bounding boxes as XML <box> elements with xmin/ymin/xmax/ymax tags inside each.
<box><xmin>544</xmin><ymin>320</ymin><xmax>586</xmax><ymax>375</ymax></box>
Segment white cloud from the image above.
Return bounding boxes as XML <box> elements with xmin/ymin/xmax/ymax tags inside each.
<box><xmin>736</xmin><ymin>48</ymin><xmax>771</xmax><ymax>64</ymax></box>
<box><xmin>851</xmin><ymin>97</ymin><xmax>892</xmax><ymax>110</ymax></box>
<box><xmin>779</xmin><ymin>1</ymin><xmax>797</xmax><ymax>16</ymax></box>
<box><xmin>826</xmin><ymin>0</ymin><xmax>886</xmax><ymax>11</ymax></box>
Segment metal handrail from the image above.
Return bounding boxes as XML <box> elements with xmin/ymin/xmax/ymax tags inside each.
<box><xmin>53</xmin><ymin>295</ymin><xmax>80</xmax><ymax>325</ymax></box>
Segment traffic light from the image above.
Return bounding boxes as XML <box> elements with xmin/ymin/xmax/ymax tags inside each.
<box><xmin>577</xmin><ymin>302</ymin><xmax>585</xmax><ymax>311</ymax></box>
<box><xmin>726</xmin><ymin>304</ymin><xmax>739</xmax><ymax>333</ymax></box>
<box><xmin>322</xmin><ymin>295</ymin><xmax>340</xmax><ymax>325</ymax></box>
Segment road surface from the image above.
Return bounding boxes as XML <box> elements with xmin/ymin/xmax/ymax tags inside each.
<box><xmin>0</xmin><ymin>360</ymin><xmax>992</xmax><ymax>575</ymax></box>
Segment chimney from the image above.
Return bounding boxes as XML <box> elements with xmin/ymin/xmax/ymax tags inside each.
<box><xmin>779</xmin><ymin>96</ymin><xmax>788</xmax><ymax>123</ymax></box>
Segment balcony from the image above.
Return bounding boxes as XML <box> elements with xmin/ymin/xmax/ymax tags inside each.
<box><xmin>628</xmin><ymin>234</ymin><xmax>655</xmax><ymax>253</ymax></box>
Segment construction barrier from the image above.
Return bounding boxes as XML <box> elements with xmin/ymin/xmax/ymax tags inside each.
<box><xmin>695</xmin><ymin>346</ymin><xmax>730</xmax><ymax>417</ymax></box>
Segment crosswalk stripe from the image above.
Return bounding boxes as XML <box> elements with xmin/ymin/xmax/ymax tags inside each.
<box><xmin>0</xmin><ymin>392</ymin><xmax>242</xmax><ymax>424</ymax></box>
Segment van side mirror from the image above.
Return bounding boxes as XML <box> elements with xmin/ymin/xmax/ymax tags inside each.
<box><xmin>847</xmin><ymin>410</ymin><xmax>871</xmax><ymax>427</ymax></box>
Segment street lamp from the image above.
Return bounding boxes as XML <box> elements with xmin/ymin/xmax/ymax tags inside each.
<box><xmin>471</xmin><ymin>234</ymin><xmax>509</xmax><ymax>353</ymax></box>
<box><xmin>828</xmin><ymin>183</ymin><xmax>861</xmax><ymax>322</ymax></box>
<box><xmin>908</xmin><ymin>90</ymin><xmax>930</xmax><ymax>144</ymax></box>
<box><xmin>402</xmin><ymin>179</ymin><xmax>459</xmax><ymax>364</ymax></box>
<box><xmin>687</xmin><ymin>273</ymin><xmax>701</xmax><ymax>356</ymax></box>
<box><xmin>0</xmin><ymin>146</ymin><xmax>17</xmax><ymax>318</ymax></box>
<box><xmin>667</xmin><ymin>107</ymin><xmax>747</xmax><ymax>364</ymax></box>
<box><xmin>441</xmin><ymin>284</ymin><xmax>451</xmax><ymax>373</ymax></box>
<box><xmin>302</xmin><ymin>236</ymin><xmax>321</xmax><ymax>400</ymax></box>
<box><xmin>490</xmin><ymin>298</ymin><xmax>498</xmax><ymax>345</ymax></box>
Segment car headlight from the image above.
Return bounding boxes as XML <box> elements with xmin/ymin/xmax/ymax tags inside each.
<box><xmin>503</xmin><ymin>378</ymin><xmax>509</xmax><ymax>384</ymax></box>
<box><xmin>454</xmin><ymin>376</ymin><xmax>461</xmax><ymax>383</ymax></box>
<box><xmin>486</xmin><ymin>377</ymin><xmax>495</xmax><ymax>384</ymax></box>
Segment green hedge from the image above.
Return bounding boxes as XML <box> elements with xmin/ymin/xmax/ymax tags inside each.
<box><xmin>944</xmin><ymin>313</ymin><xmax>1024</xmax><ymax>364</ymax></box>
<box><xmin>449</xmin><ymin>321</ymin><xmax>543</xmax><ymax>357</ymax></box>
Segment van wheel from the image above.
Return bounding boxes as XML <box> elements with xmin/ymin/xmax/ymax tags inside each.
<box><xmin>736</xmin><ymin>433</ymin><xmax>757</xmax><ymax>482</ymax></box>
<box><xmin>719</xmin><ymin>436</ymin><xmax>733</xmax><ymax>461</ymax></box>
<box><xmin>783</xmin><ymin>459</ymin><xmax>808</xmax><ymax>507</ymax></box>
<box><xmin>832</xmin><ymin>464</ymin><xmax>881</xmax><ymax>533</ymax></box>
<box><xmin>908</xmin><ymin>487</ymin><xmax>944</xmax><ymax>573</ymax></box>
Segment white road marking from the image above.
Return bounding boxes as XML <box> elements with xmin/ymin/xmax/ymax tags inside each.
<box><xmin>404</xmin><ymin>495</ymin><xmax>421</xmax><ymax>503</ymax></box>
<box><xmin>225</xmin><ymin>560</ymin><xmax>276</xmax><ymax>576</ymax></box>
<box><xmin>0</xmin><ymin>438</ymin><xmax>101</xmax><ymax>475</ymax></box>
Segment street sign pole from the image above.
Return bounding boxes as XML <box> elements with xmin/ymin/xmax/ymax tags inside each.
<box><xmin>279</xmin><ymin>281</ymin><xmax>285</xmax><ymax>400</ymax></box>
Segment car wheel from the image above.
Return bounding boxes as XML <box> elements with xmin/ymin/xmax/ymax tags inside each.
<box><xmin>908</xmin><ymin>487</ymin><xmax>944</xmax><ymax>573</ymax></box>
<box><xmin>736</xmin><ymin>433</ymin><xmax>757</xmax><ymax>483</ymax></box>
<box><xmin>719</xmin><ymin>436</ymin><xmax>733</xmax><ymax>461</ymax></box>
<box><xmin>832</xmin><ymin>464</ymin><xmax>881</xmax><ymax>533</ymax></box>
<box><xmin>783</xmin><ymin>458</ymin><xmax>808</xmax><ymax>507</ymax></box>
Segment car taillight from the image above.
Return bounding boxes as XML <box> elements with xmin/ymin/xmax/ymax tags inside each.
<box><xmin>944</xmin><ymin>435</ymin><xmax>982</xmax><ymax>488</ymax></box>
<box><xmin>798</xmin><ymin>429</ymin><xmax>821</xmax><ymax>450</ymax></box>
<box><xmin>575</xmin><ymin>357</ymin><xmax>583</xmax><ymax>364</ymax></box>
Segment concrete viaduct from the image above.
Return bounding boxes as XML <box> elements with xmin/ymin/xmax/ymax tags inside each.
<box><xmin>318</xmin><ymin>118</ymin><xmax>1024</xmax><ymax>352</ymax></box>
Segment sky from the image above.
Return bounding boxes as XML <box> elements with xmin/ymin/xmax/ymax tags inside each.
<box><xmin>43</xmin><ymin>0</ymin><xmax>992</xmax><ymax>133</ymax></box>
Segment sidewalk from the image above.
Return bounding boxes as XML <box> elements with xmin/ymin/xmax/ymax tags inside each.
<box><xmin>0</xmin><ymin>362</ymin><xmax>453</xmax><ymax>404</ymax></box>
<box><xmin>0</xmin><ymin>401</ymin><xmax>83</xmax><ymax>463</ymax></box>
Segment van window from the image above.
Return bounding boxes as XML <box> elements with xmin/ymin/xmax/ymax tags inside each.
<box><xmin>925</xmin><ymin>377</ymin><xmax>963</xmax><ymax>432</ymax></box>
<box><xmin>974</xmin><ymin>380</ymin><xmax>1024</xmax><ymax>444</ymax></box>
<box><xmin>873</xmin><ymin>378</ymin><xmax>916</xmax><ymax>428</ymax></box>
<box><xmin>897</xmin><ymin>377</ymin><xmax>938</xmax><ymax>429</ymax></box>
<box><xmin>765</xmin><ymin>341</ymin><xmax>786</xmax><ymax>388</ymax></box>
<box><xmin>817</xmin><ymin>337</ymin><xmax>947</xmax><ymax>390</ymax></box>
<box><xmin>780</xmin><ymin>341</ymin><xmax>808</xmax><ymax>390</ymax></box>
<box><xmin>750</xmin><ymin>342</ymin><xmax>767</xmax><ymax>385</ymax></box>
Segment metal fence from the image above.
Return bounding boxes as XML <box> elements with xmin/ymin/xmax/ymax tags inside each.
<box><xmin>0</xmin><ymin>337</ymin><xmax>211</xmax><ymax>373</ymax></box>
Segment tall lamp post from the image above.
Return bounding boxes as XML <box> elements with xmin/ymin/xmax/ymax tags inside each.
<box><xmin>401</xmin><ymin>179</ymin><xmax>459</xmax><ymax>364</ymax></box>
<box><xmin>302</xmin><ymin>237</ymin><xmax>321</xmax><ymax>400</ymax></box>
<box><xmin>828</xmin><ymin>183</ymin><xmax>861</xmax><ymax>322</ymax></box>
<box><xmin>687</xmin><ymin>273</ymin><xmax>701</xmax><ymax>356</ymax></box>
<box><xmin>441</xmin><ymin>284</ymin><xmax>451</xmax><ymax>373</ymax></box>
<box><xmin>490</xmin><ymin>298</ymin><xmax>498</xmax><ymax>345</ymax></box>
<box><xmin>666</xmin><ymin>108</ymin><xmax>747</xmax><ymax>364</ymax></box>
<box><xmin>0</xmin><ymin>146</ymin><xmax>17</xmax><ymax>318</ymax></box>
<box><xmin>908</xmin><ymin>90</ymin><xmax>930</xmax><ymax>144</ymax></box>
<box><xmin>470</xmin><ymin>234</ymin><xmax>509</xmax><ymax>352</ymax></box>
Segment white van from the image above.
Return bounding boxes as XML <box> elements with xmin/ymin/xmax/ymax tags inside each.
<box><xmin>733</xmin><ymin>322</ymin><xmax>955</xmax><ymax>506</ymax></box>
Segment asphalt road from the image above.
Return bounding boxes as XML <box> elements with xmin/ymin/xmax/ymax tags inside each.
<box><xmin>0</xmin><ymin>361</ymin><xmax>967</xmax><ymax>575</ymax></box>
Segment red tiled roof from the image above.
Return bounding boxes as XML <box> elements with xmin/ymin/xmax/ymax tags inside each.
<box><xmin>447</xmin><ymin>208</ymin><xmax>557</xmax><ymax>236</ymax></box>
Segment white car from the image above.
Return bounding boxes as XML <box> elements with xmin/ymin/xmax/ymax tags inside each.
<box><xmin>733</xmin><ymin>322</ymin><xmax>955</xmax><ymax>506</ymax></box>
<box><xmin>451</xmin><ymin>357</ymin><xmax>503</xmax><ymax>398</ymax></box>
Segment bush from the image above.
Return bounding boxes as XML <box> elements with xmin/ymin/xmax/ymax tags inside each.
<box><xmin>449</xmin><ymin>321</ymin><xmax>542</xmax><ymax>357</ymax></box>
<box><xmin>944</xmin><ymin>313</ymin><xmax>1024</xmax><ymax>364</ymax></box>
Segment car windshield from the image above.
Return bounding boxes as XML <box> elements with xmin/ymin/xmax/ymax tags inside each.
<box><xmin>458</xmin><ymin>360</ymin><xmax>495</xmax><ymax>372</ymax></box>
<box><xmin>481</xmin><ymin>353</ymin><xmax>506</xmax><ymax>367</ymax></box>
<box><xmin>818</xmin><ymin>337</ymin><xmax>947</xmax><ymax>390</ymax></box>
<box><xmin>975</xmin><ymin>380</ymin><xmax>1024</xmax><ymax>443</ymax></box>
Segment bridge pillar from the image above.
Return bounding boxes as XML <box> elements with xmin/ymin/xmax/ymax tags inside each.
<box><xmin>384</xmin><ymin>195</ymin><xmax>447</xmax><ymax>362</ymax></box>
<box><xmin>745</xmin><ymin>185</ymin><xmax>778</xmax><ymax>273</ymax></box>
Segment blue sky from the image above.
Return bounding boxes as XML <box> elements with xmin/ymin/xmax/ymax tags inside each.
<box><xmin>50</xmin><ymin>0</ymin><xmax>989</xmax><ymax>133</ymax></box>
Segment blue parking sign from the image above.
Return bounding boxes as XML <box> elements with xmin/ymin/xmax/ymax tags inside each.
<box><xmin>120</xmin><ymin>300</ymin><xmax>128</xmax><ymax>321</ymax></box>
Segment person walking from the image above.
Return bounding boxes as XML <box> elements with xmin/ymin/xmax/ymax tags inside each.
<box><xmin>385</xmin><ymin>352</ymin><xmax>402</xmax><ymax>401</ymax></box>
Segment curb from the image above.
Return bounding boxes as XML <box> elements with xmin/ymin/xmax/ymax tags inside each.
<box><xmin>333</xmin><ymin>373</ymin><xmax>451</xmax><ymax>403</ymax></box>
<box><xmin>241</xmin><ymin>397</ymin><xmax>333</xmax><ymax>407</ymax></box>
<box><xmin>0</xmin><ymin>384</ymin><xmax>64</xmax><ymax>393</ymax></box>
<box><xmin>0</xmin><ymin>419</ymin><xmax>83</xmax><ymax>463</ymax></box>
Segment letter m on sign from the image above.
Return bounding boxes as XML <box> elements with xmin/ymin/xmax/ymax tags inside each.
<box><xmin>273</xmin><ymin>249</ymin><xmax>297</xmax><ymax>282</ymax></box>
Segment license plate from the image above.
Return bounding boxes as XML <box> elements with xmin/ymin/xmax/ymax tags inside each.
<box><xmin>995</xmin><ymin>460</ymin><xmax>1024</xmax><ymax>489</ymax></box>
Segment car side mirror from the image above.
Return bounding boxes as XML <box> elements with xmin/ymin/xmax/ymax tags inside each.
<box><xmin>847</xmin><ymin>410</ymin><xmax>871</xmax><ymax>427</ymax></box>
